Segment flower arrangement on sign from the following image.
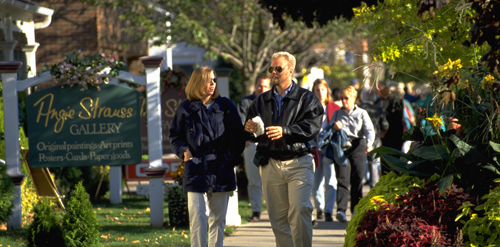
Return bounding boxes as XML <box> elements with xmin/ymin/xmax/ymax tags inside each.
<box><xmin>42</xmin><ymin>51</ymin><xmax>128</xmax><ymax>91</ymax></box>
<box><xmin>160</xmin><ymin>67</ymin><xmax>188</xmax><ymax>95</ymax></box>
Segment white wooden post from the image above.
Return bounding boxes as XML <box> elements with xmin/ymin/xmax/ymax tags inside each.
<box><xmin>0</xmin><ymin>61</ymin><xmax>26</xmax><ymax>230</ymax></box>
<box><xmin>109</xmin><ymin>166</ymin><xmax>122</xmax><ymax>204</ymax></box>
<box><xmin>140</xmin><ymin>56</ymin><xmax>167</xmax><ymax>227</ymax></box>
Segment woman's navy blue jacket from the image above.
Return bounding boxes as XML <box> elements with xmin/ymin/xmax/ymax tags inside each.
<box><xmin>169</xmin><ymin>96</ymin><xmax>245</xmax><ymax>193</ymax></box>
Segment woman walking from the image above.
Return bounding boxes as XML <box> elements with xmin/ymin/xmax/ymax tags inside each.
<box><xmin>169</xmin><ymin>66</ymin><xmax>245</xmax><ymax>247</ymax></box>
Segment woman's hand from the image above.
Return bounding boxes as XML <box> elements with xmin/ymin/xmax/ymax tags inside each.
<box><xmin>184</xmin><ymin>149</ymin><xmax>193</xmax><ymax>161</ymax></box>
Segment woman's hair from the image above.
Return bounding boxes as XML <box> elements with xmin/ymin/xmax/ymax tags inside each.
<box><xmin>185</xmin><ymin>66</ymin><xmax>219</xmax><ymax>101</ymax></box>
<box><xmin>341</xmin><ymin>85</ymin><xmax>358</xmax><ymax>99</ymax></box>
<box><xmin>312</xmin><ymin>78</ymin><xmax>334</xmax><ymax>104</ymax></box>
<box><xmin>271</xmin><ymin>51</ymin><xmax>296</xmax><ymax>71</ymax></box>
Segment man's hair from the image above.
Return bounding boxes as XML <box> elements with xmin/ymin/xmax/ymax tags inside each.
<box><xmin>312</xmin><ymin>78</ymin><xmax>334</xmax><ymax>104</ymax></box>
<box><xmin>185</xmin><ymin>66</ymin><xmax>220</xmax><ymax>101</ymax></box>
<box><xmin>255</xmin><ymin>74</ymin><xmax>270</xmax><ymax>84</ymax></box>
<box><xmin>271</xmin><ymin>51</ymin><xmax>296</xmax><ymax>71</ymax></box>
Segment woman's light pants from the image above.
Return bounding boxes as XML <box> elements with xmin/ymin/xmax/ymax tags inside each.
<box><xmin>187</xmin><ymin>191</ymin><xmax>230</xmax><ymax>247</ymax></box>
<box><xmin>312</xmin><ymin>154</ymin><xmax>338</xmax><ymax>214</ymax></box>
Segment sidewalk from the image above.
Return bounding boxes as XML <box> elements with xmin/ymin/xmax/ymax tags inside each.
<box><xmin>223</xmin><ymin>184</ymin><xmax>373</xmax><ymax>247</ymax></box>
<box><xmin>223</xmin><ymin>209</ymin><xmax>350</xmax><ymax>247</ymax></box>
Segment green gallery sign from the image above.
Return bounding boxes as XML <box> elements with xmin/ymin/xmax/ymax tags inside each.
<box><xmin>27</xmin><ymin>84</ymin><xmax>142</xmax><ymax>168</ymax></box>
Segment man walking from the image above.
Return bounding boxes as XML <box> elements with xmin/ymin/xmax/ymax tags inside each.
<box><xmin>237</xmin><ymin>74</ymin><xmax>271</xmax><ymax>221</ymax></box>
<box><xmin>244</xmin><ymin>51</ymin><xmax>323</xmax><ymax>247</ymax></box>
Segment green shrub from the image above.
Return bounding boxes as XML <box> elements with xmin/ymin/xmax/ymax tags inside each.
<box><xmin>0</xmin><ymin>161</ymin><xmax>14</xmax><ymax>224</ymax></box>
<box><xmin>166</xmin><ymin>184</ymin><xmax>189</xmax><ymax>227</ymax></box>
<box><xmin>27</xmin><ymin>198</ymin><xmax>65</xmax><ymax>247</ymax></box>
<box><xmin>462</xmin><ymin>183</ymin><xmax>500</xmax><ymax>246</ymax></box>
<box><xmin>62</xmin><ymin>181</ymin><xmax>100</xmax><ymax>247</ymax></box>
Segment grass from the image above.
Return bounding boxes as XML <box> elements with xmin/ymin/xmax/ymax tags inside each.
<box><xmin>0</xmin><ymin>196</ymin><xmax>263</xmax><ymax>246</ymax></box>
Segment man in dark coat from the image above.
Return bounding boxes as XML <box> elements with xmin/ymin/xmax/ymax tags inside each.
<box><xmin>244</xmin><ymin>51</ymin><xmax>323</xmax><ymax>247</ymax></box>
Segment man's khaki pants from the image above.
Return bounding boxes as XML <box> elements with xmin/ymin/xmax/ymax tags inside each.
<box><xmin>261</xmin><ymin>155</ymin><xmax>314</xmax><ymax>247</ymax></box>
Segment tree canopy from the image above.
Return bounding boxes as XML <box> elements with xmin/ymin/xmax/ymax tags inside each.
<box><xmin>82</xmin><ymin>0</ymin><xmax>360</xmax><ymax>94</ymax></box>
<box><xmin>262</xmin><ymin>0</ymin><xmax>500</xmax><ymax>75</ymax></box>
<box><xmin>258</xmin><ymin>0</ymin><xmax>381</xmax><ymax>28</ymax></box>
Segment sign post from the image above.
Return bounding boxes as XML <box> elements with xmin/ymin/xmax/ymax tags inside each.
<box><xmin>0</xmin><ymin>61</ymin><xmax>25</xmax><ymax>230</ymax></box>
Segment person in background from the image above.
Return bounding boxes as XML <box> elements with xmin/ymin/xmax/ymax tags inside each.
<box><xmin>311</xmin><ymin>78</ymin><xmax>340</xmax><ymax>222</ymax></box>
<box><xmin>244</xmin><ymin>51</ymin><xmax>323</xmax><ymax>247</ymax></box>
<box><xmin>169</xmin><ymin>66</ymin><xmax>246</xmax><ymax>247</ymax></box>
<box><xmin>331</xmin><ymin>87</ymin><xmax>343</xmax><ymax>107</ymax></box>
<box><xmin>404</xmin><ymin>82</ymin><xmax>419</xmax><ymax>105</ymax></box>
<box><xmin>237</xmin><ymin>74</ymin><xmax>271</xmax><ymax>222</ymax></box>
<box><xmin>358</xmin><ymin>87</ymin><xmax>388</xmax><ymax>188</ymax></box>
<box><xmin>332</xmin><ymin>86</ymin><xmax>375</xmax><ymax>222</ymax></box>
<box><xmin>350</xmin><ymin>78</ymin><xmax>360</xmax><ymax>90</ymax></box>
<box><xmin>375</xmin><ymin>80</ymin><xmax>405</xmax><ymax>174</ymax></box>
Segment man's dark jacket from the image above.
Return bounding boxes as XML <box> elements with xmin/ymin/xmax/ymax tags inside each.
<box><xmin>169</xmin><ymin>96</ymin><xmax>245</xmax><ymax>193</ymax></box>
<box><xmin>246</xmin><ymin>82</ymin><xmax>324</xmax><ymax>161</ymax></box>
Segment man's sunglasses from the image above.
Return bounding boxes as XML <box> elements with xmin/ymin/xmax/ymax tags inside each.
<box><xmin>268</xmin><ymin>66</ymin><xmax>284</xmax><ymax>74</ymax></box>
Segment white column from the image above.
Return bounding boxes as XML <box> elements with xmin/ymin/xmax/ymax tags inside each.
<box><xmin>140</xmin><ymin>56</ymin><xmax>167</xmax><ymax>227</ymax></box>
<box><xmin>0</xmin><ymin>42</ymin><xmax>17</xmax><ymax>61</ymax></box>
<box><xmin>109</xmin><ymin>166</ymin><xmax>122</xmax><ymax>204</ymax></box>
<box><xmin>214</xmin><ymin>68</ymin><xmax>232</xmax><ymax>98</ymax></box>
<box><xmin>0</xmin><ymin>62</ymin><xmax>23</xmax><ymax>230</ymax></box>
<box><xmin>21</xmin><ymin>44</ymin><xmax>40</xmax><ymax>78</ymax></box>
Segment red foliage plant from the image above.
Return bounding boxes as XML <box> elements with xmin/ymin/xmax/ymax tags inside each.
<box><xmin>355</xmin><ymin>183</ymin><xmax>474</xmax><ymax>247</ymax></box>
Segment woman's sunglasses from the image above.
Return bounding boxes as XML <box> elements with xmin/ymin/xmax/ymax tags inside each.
<box><xmin>268</xmin><ymin>66</ymin><xmax>284</xmax><ymax>74</ymax></box>
<box><xmin>211</xmin><ymin>78</ymin><xmax>218</xmax><ymax>83</ymax></box>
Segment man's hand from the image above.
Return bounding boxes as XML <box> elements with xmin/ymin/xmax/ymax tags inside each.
<box><xmin>245</xmin><ymin>119</ymin><xmax>258</xmax><ymax>133</ymax></box>
<box><xmin>184</xmin><ymin>150</ymin><xmax>193</xmax><ymax>161</ymax></box>
<box><xmin>266</xmin><ymin>126</ymin><xmax>283</xmax><ymax>140</ymax></box>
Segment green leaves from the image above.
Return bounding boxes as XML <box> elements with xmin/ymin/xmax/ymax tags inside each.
<box><xmin>353</xmin><ymin>0</ymin><xmax>486</xmax><ymax>73</ymax></box>
<box><xmin>372</xmin><ymin>119</ymin><xmax>500</xmax><ymax>197</ymax></box>
<box><xmin>411</xmin><ymin>145</ymin><xmax>449</xmax><ymax>161</ymax></box>
<box><xmin>437</xmin><ymin>173</ymin><xmax>453</xmax><ymax>195</ymax></box>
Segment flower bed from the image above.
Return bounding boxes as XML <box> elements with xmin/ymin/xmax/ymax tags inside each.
<box><xmin>346</xmin><ymin>60</ymin><xmax>500</xmax><ymax>246</ymax></box>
